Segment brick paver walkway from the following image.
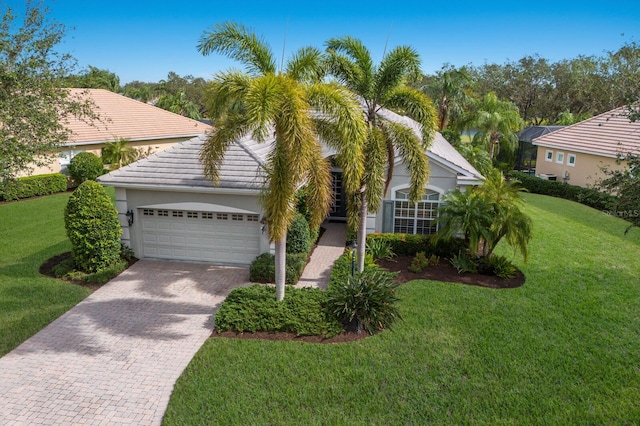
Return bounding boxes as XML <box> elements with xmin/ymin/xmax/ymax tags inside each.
<box><xmin>296</xmin><ymin>221</ymin><xmax>347</xmax><ymax>289</ymax></box>
<box><xmin>0</xmin><ymin>260</ymin><xmax>251</xmax><ymax>425</ymax></box>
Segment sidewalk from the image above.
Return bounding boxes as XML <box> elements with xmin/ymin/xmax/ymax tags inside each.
<box><xmin>296</xmin><ymin>221</ymin><xmax>347</xmax><ymax>290</ymax></box>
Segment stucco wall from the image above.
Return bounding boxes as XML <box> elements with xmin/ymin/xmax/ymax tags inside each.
<box><xmin>535</xmin><ymin>148</ymin><xmax>627</xmax><ymax>187</ymax></box>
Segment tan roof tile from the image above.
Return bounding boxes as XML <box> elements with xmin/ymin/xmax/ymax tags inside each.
<box><xmin>532</xmin><ymin>106</ymin><xmax>640</xmax><ymax>158</ymax></box>
<box><xmin>63</xmin><ymin>89</ymin><xmax>211</xmax><ymax>144</ymax></box>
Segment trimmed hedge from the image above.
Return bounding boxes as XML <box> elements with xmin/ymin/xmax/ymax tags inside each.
<box><xmin>508</xmin><ymin>171</ymin><xmax>615</xmax><ymax>211</ymax></box>
<box><xmin>64</xmin><ymin>181</ymin><xmax>122</xmax><ymax>273</ymax></box>
<box><xmin>286</xmin><ymin>213</ymin><xmax>312</xmax><ymax>254</ymax></box>
<box><xmin>68</xmin><ymin>152</ymin><xmax>105</xmax><ymax>184</ymax></box>
<box><xmin>249</xmin><ymin>252</ymin><xmax>308</xmax><ymax>284</ymax></box>
<box><xmin>0</xmin><ymin>173</ymin><xmax>67</xmax><ymax>201</ymax></box>
<box><xmin>365</xmin><ymin>233</ymin><xmax>466</xmax><ymax>258</ymax></box>
<box><xmin>214</xmin><ymin>284</ymin><xmax>343</xmax><ymax>337</ymax></box>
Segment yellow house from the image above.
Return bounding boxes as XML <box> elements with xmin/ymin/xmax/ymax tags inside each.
<box><xmin>28</xmin><ymin>88</ymin><xmax>212</xmax><ymax>175</ymax></box>
<box><xmin>532</xmin><ymin>106</ymin><xmax>640</xmax><ymax>187</ymax></box>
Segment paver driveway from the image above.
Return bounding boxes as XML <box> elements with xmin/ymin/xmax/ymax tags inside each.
<box><xmin>0</xmin><ymin>260</ymin><xmax>251</xmax><ymax>425</ymax></box>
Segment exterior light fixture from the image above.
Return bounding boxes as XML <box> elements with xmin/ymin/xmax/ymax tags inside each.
<box><xmin>125</xmin><ymin>210</ymin><xmax>134</xmax><ymax>226</ymax></box>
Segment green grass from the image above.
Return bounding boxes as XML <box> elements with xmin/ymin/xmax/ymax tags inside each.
<box><xmin>164</xmin><ymin>193</ymin><xmax>640</xmax><ymax>425</ymax></box>
<box><xmin>0</xmin><ymin>193</ymin><xmax>92</xmax><ymax>356</ymax></box>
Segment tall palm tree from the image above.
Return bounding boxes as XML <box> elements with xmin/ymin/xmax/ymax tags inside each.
<box><xmin>325</xmin><ymin>36</ymin><xmax>438</xmax><ymax>272</ymax></box>
<box><xmin>198</xmin><ymin>23</ymin><xmax>366</xmax><ymax>301</ymax></box>
<box><xmin>421</xmin><ymin>67</ymin><xmax>472</xmax><ymax>131</ymax></box>
<box><xmin>466</xmin><ymin>92</ymin><xmax>524</xmax><ymax>160</ymax></box>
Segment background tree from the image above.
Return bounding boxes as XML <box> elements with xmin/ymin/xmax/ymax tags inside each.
<box><xmin>198</xmin><ymin>22</ymin><xmax>365</xmax><ymax>301</ymax></box>
<box><xmin>0</xmin><ymin>2</ymin><xmax>97</xmax><ymax>180</ymax></box>
<box><xmin>101</xmin><ymin>139</ymin><xmax>139</xmax><ymax>169</ymax></box>
<box><xmin>325</xmin><ymin>36</ymin><xmax>438</xmax><ymax>273</ymax></box>
<box><xmin>420</xmin><ymin>65</ymin><xmax>472</xmax><ymax>131</ymax></box>
<box><xmin>155</xmin><ymin>90</ymin><xmax>202</xmax><ymax>119</ymax></box>
<box><xmin>64</xmin><ymin>65</ymin><xmax>120</xmax><ymax>92</ymax></box>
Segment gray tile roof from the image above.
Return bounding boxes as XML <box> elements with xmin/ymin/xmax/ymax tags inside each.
<box><xmin>100</xmin><ymin>107</ymin><xmax>483</xmax><ymax>191</ymax></box>
<box><xmin>98</xmin><ymin>134</ymin><xmax>268</xmax><ymax>191</ymax></box>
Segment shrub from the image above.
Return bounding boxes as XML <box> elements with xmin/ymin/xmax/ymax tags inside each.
<box><xmin>249</xmin><ymin>252</ymin><xmax>308</xmax><ymax>284</ymax></box>
<box><xmin>366</xmin><ymin>233</ymin><xmax>465</xmax><ymax>259</ymax></box>
<box><xmin>328</xmin><ymin>251</ymin><xmax>379</xmax><ymax>289</ymax></box>
<box><xmin>479</xmin><ymin>255</ymin><xmax>517</xmax><ymax>279</ymax></box>
<box><xmin>508</xmin><ymin>171</ymin><xmax>615</xmax><ymax>211</ymax></box>
<box><xmin>326</xmin><ymin>269</ymin><xmax>401</xmax><ymax>335</ymax></box>
<box><xmin>65</xmin><ymin>260</ymin><xmax>128</xmax><ymax>284</ymax></box>
<box><xmin>214</xmin><ymin>284</ymin><xmax>343</xmax><ymax>337</ymax></box>
<box><xmin>64</xmin><ymin>181</ymin><xmax>121</xmax><ymax>273</ymax></box>
<box><xmin>366</xmin><ymin>238</ymin><xmax>396</xmax><ymax>261</ymax></box>
<box><xmin>287</xmin><ymin>213</ymin><xmax>311</xmax><ymax>254</ymax></box>
<box><xmin>0</xmin><ymin>173</ymin><xmax>67</xmax><ymax>201</ymax></box>
<box><xmin>450</xmin><ymin>251</ymin><xmax>478</xmax><ymax>274</ymax></box>
<box><xmin>67</xmin><ymin>152</ymin><xmax>105</xmax><ymax>183</ymax></box>
<box><xmin>408</xmin><ymin>252</ymin><xmax>429</xmax><ymax>273</ymax></box>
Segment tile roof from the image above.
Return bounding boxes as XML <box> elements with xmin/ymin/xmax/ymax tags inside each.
<box><xmin>64</xmin><ymin>89</ymin><xmax>212</xmax><ymax>144</ymax></box>
<box><xmin>532</xmin><ymin>106</ymin><xmax>640</xmax><ymax>158</ymax></box>
<box><xmin>100</xmin><ymin>106</ymin><xmax>483</xmax><ymax>190</ymax></box>
<box><xmin>98</xmin><ymin>134</ymin><xmax>267</xmax><ymax>191</ymax></box>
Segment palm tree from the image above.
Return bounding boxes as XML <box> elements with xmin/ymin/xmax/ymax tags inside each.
<box><xmin>198</xmin><ymin>23</ymin><xmax>366</xmax><ymax>301</ymax></box>
<box><xmin>421</xmin><ymin>66</ymin><xmax>472</xmax><ymax>131</ymax></box>
<box><xmin>155</xmin><ymin>91</ymin><xmax>202</xmax><ymax>120</ymax></box>
<box><xmin>101</xmin><ymin>139</ymin><xmax>138</xmax><ymax>170</ymax></box>
<box><xmin>466</xmin><ymin>92</ymin><xmax>524</xmax><ymax>160</ymax></box>
<box><xmin>325</xmin><ymin>36</ymin><xmax>438</xmax><ymax>272</ymax></box>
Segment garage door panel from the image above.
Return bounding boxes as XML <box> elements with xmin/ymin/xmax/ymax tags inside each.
<box><xmin>140</xmin><ymin>209</ymin><xmax>260</xmax><ymax>265</ymax></box>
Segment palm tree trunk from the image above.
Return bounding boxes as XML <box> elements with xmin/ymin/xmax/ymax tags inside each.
<box><xmin>357</xmin><ymin>192</ymin><xmax>367</xmax><ymax>273</ymax></box>
<box><xmin>274</xmin><ymin>237</ymin><xmax>286</xmax><ymax>301</ymax></box>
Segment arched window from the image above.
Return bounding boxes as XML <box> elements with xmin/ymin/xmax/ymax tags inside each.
<box><xmin>393</xmin><ymin>188</ymin><xmax>441</xmax><ymax>235</ymax></box>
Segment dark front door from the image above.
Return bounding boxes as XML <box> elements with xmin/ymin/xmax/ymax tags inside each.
<box><xmin>329</xmin><ymin>171</ymin><xmax>346</xmax><ymax>219</ymax></box>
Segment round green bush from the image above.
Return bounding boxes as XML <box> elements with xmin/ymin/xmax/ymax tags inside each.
<box><xmin>286</xmin><ymin>213</ymin><xmax>311</xmax><ymax>254</ymax></box>
<box><xmin>64</xmin><ymin>181</ymin><xmax>122</xmax><ymax>273</ymax></box>
<box><xmin>67</xmin><ymin>152</ymin><xmax>105</xmax><ymax>183</ymax></box>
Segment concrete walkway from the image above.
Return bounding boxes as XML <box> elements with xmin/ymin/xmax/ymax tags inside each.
<box><xmin>296</xmin><ymin>221</ymin><xmax>348</xmax><ymax>290</ymax></box>
<box><xmin>0</xmin><ymin>261</ymin><xmax>252</xmax><ymax>425</ymax></box>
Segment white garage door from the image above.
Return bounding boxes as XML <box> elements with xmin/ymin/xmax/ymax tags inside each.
<box><xmin>140</xmin><ymin>208</ymin><xmax>260</xmax><ymax>265</ymax></box>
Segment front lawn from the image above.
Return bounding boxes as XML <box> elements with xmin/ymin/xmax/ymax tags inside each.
<box><xmin>0</xmin><ymin>193</ymin><xmax>92</xmax><ymax>356</ymax></box>
<box><xmin>164</xmin><ymin>193</ymin><xmax>640</xmax><ymax>424</ymax></box>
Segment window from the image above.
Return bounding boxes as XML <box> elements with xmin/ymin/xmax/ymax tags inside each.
<box><xmin>545</xmin><ymin>150</ymin><xmax>553</xmax><ymax>162</ymax></box>
<box><xmin>247</xmin><ymin>215</ymin><xmax>259</xmax><ymax>222</ymax></box>
<box><xmin>143</xmin><ymin>209</ymin><xmax>154</xmax><ymax>216</ymax></box>
<box><xmin>231</xmin><ymin>214</ymin><xmax>243</xmax><ymax>221</ymax></box>
<box><xmin>202</xmin><ymin>212</ymin><xmax>214</xmax><ymax>219</ymax></box>
<box><xmin>556</xmin><ymin>152</ymin><xmax>565</xmax><ymax>164</ymax></box>
<box><xmin>217</xmin><ymin>213</ymin><xmax>228</xmax><ymax>220</ymax></box>
<box><xmin>567</xmin><ymin>154</ymin><xmax>576</xmax><ymax>167</ymax></box>
<box><xmin>186</xmin><ymin>211</ymin><xmax>198</xmax><ymax>218</ymax></box>
<box><xmin>157</xmin><ymin>210</ymin><xmax>169</xmax><ymax>217</ymax></box>
<box><xmin>393</xmin><ymin>189</ymin><xmax>441</xmax><ymax>235</ymax></box>
<box><xmin>59</xmin><ymin>149</ymin><xmax>82</xmax><ymax>174</ymax></box>
<box><xmin>172</xmin><ymin>211</ymin><xmax>184</xmax><ymax>218</ymax></box>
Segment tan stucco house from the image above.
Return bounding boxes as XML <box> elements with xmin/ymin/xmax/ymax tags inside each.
<box><xmin>98</xmin><ymin>107</ymin><xmax>483</xmax><ymax>266</ymax></box>
<box><xmin>532</xmin><ymin>106</ymin><xmax>640</xmax><ymax>187</ymax></box>
<box><xmin>28</xmin><ymin>88</ymin><xmax>211</xmax><ymax>176</ymax></box>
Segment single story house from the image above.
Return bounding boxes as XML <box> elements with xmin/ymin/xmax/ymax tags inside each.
<box><xmin>532</xmin><ymin>106</ymin><xmax>640</xmax><ymax>187</ymax></box>
<box><xmin>28</xmin><ymin>88</ymin><xmax>211</xmax><ymax>176</ymax></box>
<box><xmin>98</xmin><ymin>108</ymin><xmax>483</xmax><ymax>266</ymax></box>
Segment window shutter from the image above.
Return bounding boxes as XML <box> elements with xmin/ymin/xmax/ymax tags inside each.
<box><xmin>382</xmin><ymin>200</ymin><xmax>394</xmax><ymax>233</ymax></box>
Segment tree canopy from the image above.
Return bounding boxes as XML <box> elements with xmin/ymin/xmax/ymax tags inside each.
<box><xmin>0</xmin><ymin>2</ymin><xmax>96</xmax><ymax>180</ymax></box>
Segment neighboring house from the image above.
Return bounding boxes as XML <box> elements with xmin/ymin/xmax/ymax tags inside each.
<box><xmin>515</xmin><ymin>126</ymin><xmax>565</xmax><ymax>173</ymax></box>
<box><xmin>532</xmin><ymin>106</ymin><xmax>640</xmax><ymax>187</ymax></box>
<box><xmin>98</xmin><ymin>109</ymin><xmax>483</xmax><ymax>266</ymax></box>
<box><xmin>28</xmin><ymin>88</ymin><xmax>212</xmax><ymax>176</ymax></box>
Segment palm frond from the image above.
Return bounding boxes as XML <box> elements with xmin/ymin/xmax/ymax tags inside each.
<box><xmin>198</xmin><ymin>22</ymin><xmax>276</xmax><ymax>76</ymax></box>
<box><xmin>380</xmin><ymin>120</ymin><xmax>430</xmax><ymax>202</ymax></box>
<box><xmin>286</xmin><ymin>46</ymin><xmax>325</xmax><ymax>83</ymax></box>
<box><xmin>374</xmin><ymin>45</ymin><xmax>421</xmax><ymax>102</ymax></box>
<box><xmin>385</xmin><ymin>86</ymin><xmax>438</xmax><ymax>146</ymax></box>
<box><xmin>325</xmin><ymin>36</ymin><xmax>374</xmax><ymax>98</ymax></box>
<box><xmin>362</xmin><ymin>125</ymin><xmax>387</xmax><ymax>211</ymax></box>
<box><xmin>200</xmin><ymin>112</ymin><xmax>252</xmax><ymax>184</ymax></box>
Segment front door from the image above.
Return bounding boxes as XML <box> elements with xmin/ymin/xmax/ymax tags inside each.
<box><xmin>329</xmin><ymin>171</ymin><xmax>346</xmax><ymax>219</ymax></box>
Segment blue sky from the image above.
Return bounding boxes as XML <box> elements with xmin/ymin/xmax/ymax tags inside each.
<box><xmin>16</xmin><ymin>0</ymin><xmax>640</xmax><ymax>84</ymax></box>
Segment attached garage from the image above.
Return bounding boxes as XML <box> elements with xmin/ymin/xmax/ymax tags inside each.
<box><xmin>97</xmin><ymin>135</ymin><xmax>272</xmax><ymax>266</ymax></box>
<box><xmin>139</xmin><ymin>204</ymin><xmax>261</xmax><ymax>264</ymax></box>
